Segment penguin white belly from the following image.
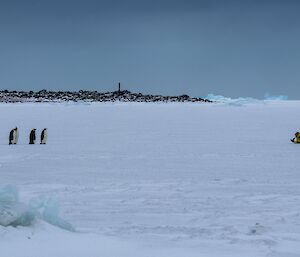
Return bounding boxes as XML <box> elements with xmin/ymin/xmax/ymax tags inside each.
<box><xmin>15</xmin><ymin>130</ymin><xmax>19</xmax><ymax>144</ymax></box>
<box><xmin>12</xmin><ymin>130</ymin><xmax>17</xmax><ymax>144</ymax></box>
<box><xmin>41</xmin><ymin>131</ymin><xmax>47</xmax><ymax>144</ymax></box>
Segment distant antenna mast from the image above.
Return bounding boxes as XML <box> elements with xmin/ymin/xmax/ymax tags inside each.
<box><xmin>118</xmin><ymin>82</ymin><xmax>121</xmax><ymax>93</ymax></box>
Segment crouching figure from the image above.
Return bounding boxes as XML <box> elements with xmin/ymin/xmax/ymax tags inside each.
<box><xmin>291</xmin><ymin>132</ymin><xmax>300</xmax><ymax>144</ymax></box>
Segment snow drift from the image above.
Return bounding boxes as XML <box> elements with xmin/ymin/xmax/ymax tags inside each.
<box><xmin>205</xmin><ymin>94</ymin><xmax>261</xmax><ymax>106</ymax></box>
<box><xmin>206</xmin><ymin>93</ymin><xmax>288</xmax><ymax>106</ymax></box>
<box><xmin>0</xmin><ymin>185</ymin><xmax>74</xmax><ymax>231</ymax></box>
<box><xmin>264</xmin><ymin>93</ymin><xmax>288</xmax><ymax>100</ymax></box>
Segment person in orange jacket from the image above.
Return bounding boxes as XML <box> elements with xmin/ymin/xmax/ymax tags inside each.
<box><xmin>291</xmin><ymin>132</ymin><xmax>300</xmax><ymax>143</ymax></box>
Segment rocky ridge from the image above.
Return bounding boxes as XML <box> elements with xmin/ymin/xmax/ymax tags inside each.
<box><xmin>0</xmin><ymin>90</ymin><xmax>212</xmax><ymax>103</ymax></box>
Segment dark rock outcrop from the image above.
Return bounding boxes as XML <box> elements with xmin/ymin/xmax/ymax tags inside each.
<box><xmin>0</xmin><ymin>90</ymin><xmax>212</xmax><ymax>103</ymax></box>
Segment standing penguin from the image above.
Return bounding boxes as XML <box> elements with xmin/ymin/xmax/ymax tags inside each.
<box><xmin>40</xmin><ymin>128</ymin><xmax>47</xmax><ymax>144</ymax></box>
<box><xmin>9</xmin><ymin>127</ymin><xmax>18</xmax><ymax>145</ymax></box>
<box><xmin>29</xmin><ymin>129</ymin><xmax>36</xmax><ymax>144</ymax></box>
<box><xmin>9</xmin><ymin>128</ymin><xmax>15</xmax><ymax>145</ymax></box>
<box><xmin>14</xmin><ymin>127</ymin><xmax>19</xmax><ymax>144</ymax></box>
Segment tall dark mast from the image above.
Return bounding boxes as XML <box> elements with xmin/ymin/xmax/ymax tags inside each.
<box><xmin>118</xmin><ymin>82</ymin><xmax>121</xmax><ymax>93</ymax></box>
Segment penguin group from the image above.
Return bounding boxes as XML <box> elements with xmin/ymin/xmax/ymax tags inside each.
<box><xmin>9</xmin><ymin>128</ymin><xmax>47</xmax><ymax>145</ymax></box>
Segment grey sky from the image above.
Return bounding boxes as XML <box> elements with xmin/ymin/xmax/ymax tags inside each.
<box><xmin>0</xmin><ymin>0</ymin><xmax>299</xmax><ymax>98</ymax></box>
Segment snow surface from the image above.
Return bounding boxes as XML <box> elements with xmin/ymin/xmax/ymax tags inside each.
<box><xmin>1</xmin><ymin>101</ymin><xmax>300</xmax><ymax>257</ymax></box>
<box><xmin>205</xmin><ymin>94</ymin><xmax>288</xmax><ymax>105</ymax></box>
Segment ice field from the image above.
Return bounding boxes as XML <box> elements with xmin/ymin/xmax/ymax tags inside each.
<box><xmin>1</xmin><ymin>101</ymin><xmax>300</xmax><ymax>257</ymax></box>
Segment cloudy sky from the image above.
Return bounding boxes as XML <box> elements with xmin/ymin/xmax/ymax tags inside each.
<box><xmin>0</xmin><ymin>0</ymin><xmax>299</xmax><ymax>98</ymax></box>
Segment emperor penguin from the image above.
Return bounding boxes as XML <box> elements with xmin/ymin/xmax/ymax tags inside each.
<box><xmin>9</xmin><ymin>128</ymin><xmax>15</xmax><ymax>145</ymax></box>
<box><xmin>29</xmin><ymin>129</ymin><xmax>36</xmax><ymax>144</ymax></box>
<box><xmin>40</xmin><ymin>128</ymin><xmax>47</xmax><ymax>144</ymax></box>
<box><xmin>14</xmin><ymin>127</ymin><xmax>19</xmax><ymax>144</ymax></box>
<box><xmin>9</xmin><ymin>127</ymin><xmax>18</xmax><ymax>145</ymax></box>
